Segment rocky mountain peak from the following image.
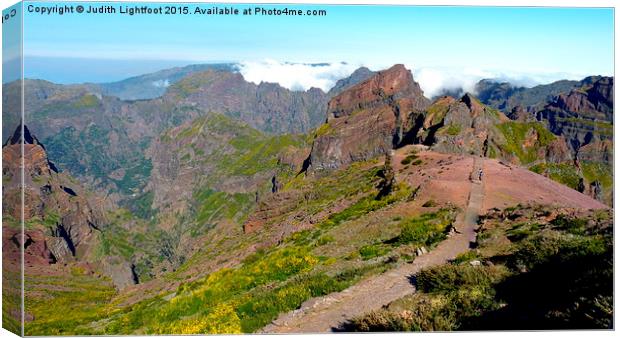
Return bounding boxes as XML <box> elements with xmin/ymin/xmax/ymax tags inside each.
<box><xmin>460</xmin><ymin>93</ymin><xmax>485</xmax><ymax>116</ymax></box>
<box><xmin>327</xmin><ymin>66</ymin><xmax>376</xmax><ymax>97</ymax></box>
<box><xmin>306</xmin><ymin>64</ymin><xmax>430</xmax><ymax>172</ymax></box>
<box><xmin>4</xmin><ymin>123</ymin><xmax>45</xmax><ymax>148</ymax></box>
<box><xmin>537</xmin><ymin>76</ymin><xmax>614</xmax><ymax>155</ymax></box>
<box><xmin>327</xmin><ymin>64</ymin><xmax>428</xmax><ymax>120</ymax></box>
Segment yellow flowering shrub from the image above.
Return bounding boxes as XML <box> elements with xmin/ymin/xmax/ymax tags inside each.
<box><xmin>175</xmin><ymin>303</ymin><xmax>241</xmax><ymax>334</ymax></box>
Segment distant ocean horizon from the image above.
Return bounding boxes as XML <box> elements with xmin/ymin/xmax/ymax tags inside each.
<box><xmin>14</xmin><ymin>56</ymin><xmax>231</xmax><ymax>84</ymax></box>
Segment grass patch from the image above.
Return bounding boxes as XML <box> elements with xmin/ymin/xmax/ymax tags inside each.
<box><xmin>497</xmin><ymin>121</ymin><xmax>556</xmax><ymax>164</ymax></box>
<box><xmin>24</xmin><ymin>273</ymin><xmax>116</xmax><ymax>335</ymax></box>
<box><xmin>394</xmin><ymin>209</ymin><xmax>455</xmax><ymax>247</ymax></box>
<box><xmin>445</xmin><ymin>124</ymin><xmax>462</xmax><ymax>136</ymax></box>
<box><xmin>529</xmin><ymin>163</ymin><xmax>581</xmax><ymax>190</ymax></box>
<box><xmin>359</xmin><ymin>244</ymin><xmax>391</xmax><ymax>260</ymax></box>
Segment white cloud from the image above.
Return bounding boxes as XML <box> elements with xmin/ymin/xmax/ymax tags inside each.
<box><xmin>236</xmin><ymin>60</ymin><xmax>361</xmax><ymax>92</ymax></box>
<box><xmin>235</xmin><ymin>60</ymin><xmax>589</xmax><ymax>99</ymax></box>
<box><xmin>410</xmin><ymin>66</ymin><xmax>587</xmax><ymax>99</ymax></box>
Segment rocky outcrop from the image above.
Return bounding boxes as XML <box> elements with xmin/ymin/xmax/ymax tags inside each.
<box><xmin>306</xmin><ymin>64</ymin><xmax>430</xmax><ymax>171</ymax></box>
<box><xmin>536</xmin><ymin>77</ymin><xmax>613</xmax><ymax>154</ymax></box>
<box><xmin>101</xmin><ymin>256</ymin><xmax>139</xmax><ymax>290</ymax></box>
<box><xmin>575</xmin><ymin>140</ymin><xmax>613</xmax><ymax>205</ymax></box>
<box><xmin>417</xmin><ymin>93</ymin><xmax>573</xmax><ymax>166</ymax></box>
<box><xmin>577</xmin><ymin>139</ymin><xmax>613</xmax><ymax>164</ymax></box>
<box><xmin>474</xmin><ymin>76</ymin><xmax>603</xmax><ymax>115</ymax></box>
<box><xmin>421</xmin><ymin>93</ymin><xmax>509</xmax><ymax>157</ymax></box>
<box><xmin>2</xmin><ymin>124</ymin><xmax>105</xmax><ymax>263</ymax></box>
<box><xmin>507</xmin><ymin>105</ymin><xmax>534</xmax><ymax>122</ymax></box>
<box><xmin>8</xmin><ymin>66</ymin><xmax>384</xmax><ymax>202</ymax></box>
<box><xmin>3</xmin><ymin>227</ymin><xmax>57</xmax><ymax>267</ymax></box>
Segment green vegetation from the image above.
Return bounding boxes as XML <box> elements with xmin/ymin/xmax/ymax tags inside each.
<box><xmin>581</xmin><ymin>161</ymin><xmax>613</xmax><ymax>190</ymax></box>
<box><xmin>51</xmin><ymin>160</ymin><xmax>447</xmax><ymax>334</ymax></box>
<box><xmin>394</xmin><ymin>209</ymin><xmax>454</xmax><ymax>247</ymax></box>
<box><xmin>359</xmin><ymin>244</ymin><xmax>391</xmax><ymax>260</ymax></box>
<box><xmin>130</xmin><ymin>191</ymin><xmax>156</xmax><ymax>219</ymax></box>
<box><xmin>192</xmin><ymin>189</ymin><xmax>254</xmax><ymax>233</ymax></box>
<box><xmin>168</xmin><ymin>72</ymin><xmax>220</xmax><ymax>98</ymax></box>
<box><xmin>314</xmin><ymin>123</ymin><xmax>334</xmax><ymax>137</ymax></box>
<box><xmin>444</xmin><ymin>124</ymin><xmax>462</xmax><ymax>136</ymax></box>
<box><xmin>425</xmin><ymin>101</ymin><xmax>451</xmax><ymax>126</ymax></box>
<box><xmin>556</xmin><ymin>117</ymin><xmax>613</xmax><ymax>136</ymax></box>
<box><xmin>163</xmin><ymin>113</ymin><xmax>308</xmax><ymax>179</ymax></box>
<box><xmin>2</xmin><ymin>268</ymin><xmax>22</xmax><ymax>335</ymax></box>
<box><xmin>75</xmin><ymin>94</ymin><xmax>100</xmax><ymax>109</ymax></box>
<box><xmin>282</xmin><ymin>161</ymin><xmax>384</xmax><ymax>218</ymax></box>
<box><xmin>319</xmin><ymin>185</ymin><xmax>412</xmax><ymax>230</ymax></box>
<box><xmin>497</xmin><ymin>122</ymin><xmax>556</xmax><ymax>164</ymax></box>
<box><xmin>529</xmin><ymin>160</ymin><xmax>612</xmax><ymax>206</ymax></box>
<box><xmin>45</xmin><ymin>125</ymin><xmax>153</xmax><ymax>194</ymax></box>
<box><xmin>581</xmin><ymin>161</ymin><xmax>613</xmax><ymax>205</ymax></box>
<box><xmin>91</xmin><ymin>208</ymin><xmax>171</xmax><ymax>283</ymax></box>
<box><xmin>400</xmin><ymin>150</ymin><xmax>423</xmax><ymax>166</ymax></box>
<box><xmin>100</xmin><ymin>242</ymin><xmax>388</xmax><ymax>334</ymax></box>
<box><xmin>33</xmin><ymin>94</ymin><xmax>101</xmax><ymax>119</ymax></box>
<box><xmin>529</xmin><ymin>163</ymin><xmax>581</xmax><ymax>190</ymax></box>
<box><xmin>24</xmin><ymin>272</ymin><xmax>116</xmax><ymax>335</ymax></box>
<box><xmin>348</xmin><ymin>206</ymin><xmax>613</xmax><ymax>331</ymax></box>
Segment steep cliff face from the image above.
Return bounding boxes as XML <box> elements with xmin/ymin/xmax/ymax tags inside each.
<box><xmin>536</xmin><ymin>77</ymin><xmax>613</xmax><ymax>153</ymax></box>
<box><xmin>532</xmin><ymin>77</ymin><xmax>613</xmax><ymax>205</ymax></box>
<box><xmin>306</xmin><ymin>64</ymin><xmax>430</xmax><ymax>171</ymax></box>
<box><xmin>474</xmin><ymin>76</ymin><xmax>603</xmax><ymax>114</ymax></box>
<box><xmin>2</xmin><ymin>125</ymin><xmax>146</xmax><ymax>290</ymax></box>
<box><xmin>2</xmin><ymin>125</ymin><xmax>105</xmax><ymax>263</ymax></box>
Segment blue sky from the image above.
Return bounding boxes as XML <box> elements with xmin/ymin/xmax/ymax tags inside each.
<box><xmin>14</xmin><ymin>3</ymin><xmax>616</xmax><ymax>94</ymax></box>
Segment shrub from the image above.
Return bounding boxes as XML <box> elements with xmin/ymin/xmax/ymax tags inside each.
<box><xmin>317</xmin><ymin>235</ymin><xmax>335</xmax><ymax>246</ymax></box>
<box><xmin>445</xmin><ymin>124</ymin><xmax>462</xmax><ymax>136</ymax></box>
<box><xmin>359</xmin><ymin>244</ymin><xmax>390</xmax><ymax>260</ymax></box>
<box><xmin>172</xmin><ymin>304</ymin><xmax>242</xmax><ymax>334</ymax></box>
<box><xmin>452</xmin><ymin>251</ymin><xmax>479</xmax><ymax>265</ymax></box>
<box><xmin>349</xmin><ymin>294</ymin><xmax>456</xmax><ymax>331</ymax></box>
<box><xmin>395</xmin><ymin>210</ymin><xmax>454</xmax><ymax>247</ymax></box>
<box><xmin>236</xmin><ymin>273</ymin><xmax>352</xmax><ymax>332</ymax></box>
<box><xmin>550</xmin><ymin>215</ymin><xmax>588</xmax><ymax>235</ymax></box>
<box><xmin>417</xmin><ymin>264</ymin><xmax>507</xmax><ymax>294</ymax></box>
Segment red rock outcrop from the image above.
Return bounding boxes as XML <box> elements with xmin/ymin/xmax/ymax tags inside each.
<box><xmin>2</xmin><ymin>125</ymin><xmax>105</xmax><ymax>264</ymax></box>
<box><xmin>307</xmin><ymin>64</ymin><xmax>430</xmax><ymax>171</ymax></box>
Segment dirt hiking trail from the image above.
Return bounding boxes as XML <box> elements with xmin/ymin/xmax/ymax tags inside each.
<box><xmin>261</xmin><ymin>157</ymin><xmax>485</xmax><ymax>333</ymax></box>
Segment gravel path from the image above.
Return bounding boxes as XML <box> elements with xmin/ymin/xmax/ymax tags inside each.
<box><xmin>261</xmin><ymin>157</ymin><xmax>484</xmax><ymax>333</ymax></box>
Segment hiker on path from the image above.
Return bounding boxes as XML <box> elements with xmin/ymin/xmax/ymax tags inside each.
<box><xmin>478</xmin><ymin>168</ymin><xmax>483</xmax><ymax>181</ymax></box>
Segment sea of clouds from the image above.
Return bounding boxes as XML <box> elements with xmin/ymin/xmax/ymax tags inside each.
<box><xmin>236</xmin><ymin>60</ymin><xmax>361</xmax><ymax>92</ymax></box>
<box><xmin>235</xmin><ymin>60</ymin><xmax>587</xmax><ymax>99</ymax></box>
